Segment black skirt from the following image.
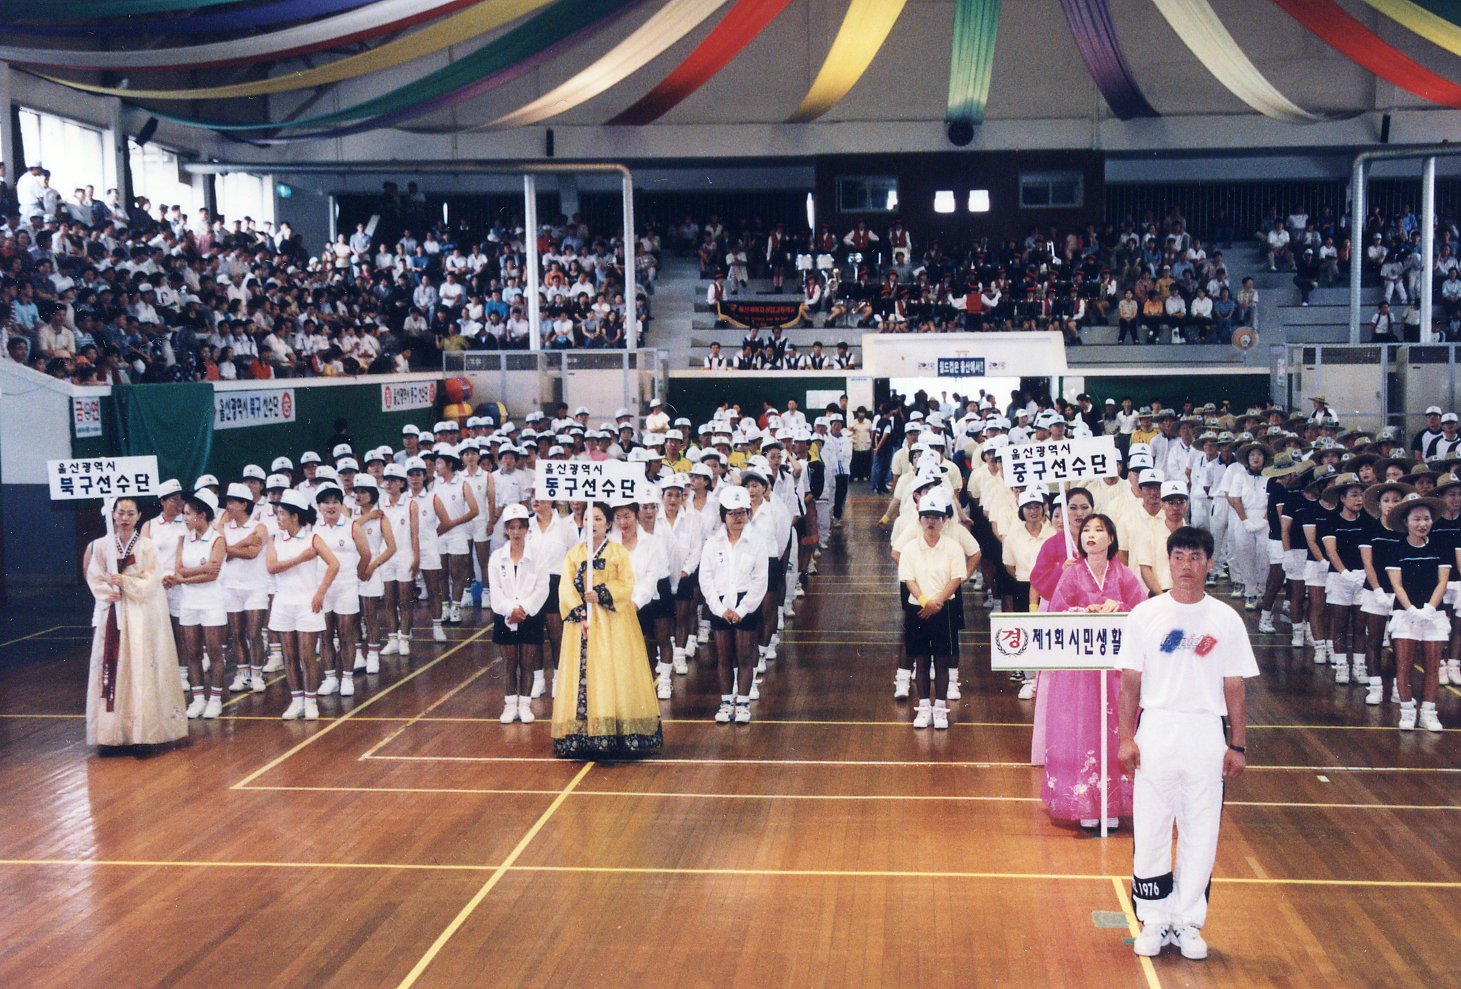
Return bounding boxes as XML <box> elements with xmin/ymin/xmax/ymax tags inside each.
<box><xmin>492</xmin><ymin>610</ymin><xmax>545</xmax><ymax>645</ymax></box>
<box><xmin>709</xmin><ymin>592</ymin><xmax>763</xmax><ymax>631</ymax></box>
<box><xmin>544</xmin><ymin>573</ymin><xmax>561</xmax><ymax>613</ymax></box>
<box><xmin>903</xmin><ymin>597</ymin><xmax>959</xmax><ymax>656</ymax></box>
<box><xmin>675</xmin><ymin>570</ymin><xmax>699</xmax><ymax>601</ymax></box>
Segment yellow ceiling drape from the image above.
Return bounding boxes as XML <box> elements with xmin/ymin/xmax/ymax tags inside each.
<box><xmin>786</xmin><ymin>0</ymin><xmax>908</xmax><ymax>123</ymax></box>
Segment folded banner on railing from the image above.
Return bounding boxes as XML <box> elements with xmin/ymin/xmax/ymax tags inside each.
<box><xmin>715</xmin><ymin>301</ymin><xmax>807</xmax><ymax>329</ymax></box>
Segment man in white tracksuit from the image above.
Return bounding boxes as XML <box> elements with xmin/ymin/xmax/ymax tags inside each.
<box><xmin>1117</xmin><ymin>525</ymin><xmax>1259</xmax><ymax>961</ymax></box>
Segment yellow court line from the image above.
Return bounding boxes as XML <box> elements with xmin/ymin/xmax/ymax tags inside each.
<box><xmin>230</xmin><ymin>628</ymin><xmax>490</xmax><ymax>789</ymax></box>
<box><xmin>0</xmin><ymin>857</ymin><xmax>497</xmax><ymax>872</ymax></box>
<box><xmin>356</xmin><ymin>661</ymin><xmax>495</xmax><ymax>761</ymax></box>
<box><xmin>394</xmin><ymin>763</ymin><xmax>592</xmax><ymax>989</ymax></box>
<box><xmin>0</xmin><ymin>626</ymin><xmax>63</xmax><ymax>649</ymax></box>
<box><xmin>221</xmin><ymin>673</ymin><xmax>288</xmax><ymax>710</ymax></box>
<box><xmin>1111</xmin><ymin>877</ymin><xmax>1164</xmax><ymax>989</ymax></box>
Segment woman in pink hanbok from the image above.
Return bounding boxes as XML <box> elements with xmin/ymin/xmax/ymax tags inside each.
<box><xmin>1027</xmin><ymin>489</ymin><xmax>1095</xmax><ymax>764</ymax></box>
<box><xmin>1042</xmin><ymin>513</ymin><xmax>1147</xmax><ymax>829</ymax></box>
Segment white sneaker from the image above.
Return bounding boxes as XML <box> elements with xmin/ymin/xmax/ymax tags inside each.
<box><xmin>946</xmin><ymin>677</ymin><xmax>960</xmax><ymax>701</ymax></box>
<box><xmin>1257</xmin><ymin>614</ymin><xmax>1276</xmax><ymax>633</ymax></box>
<box><xmin>500</xmin><ymin>699</ymin><xmax>519</xmax><ymax>724</ymax></box>
<box><xmin>1450</xmin><ymin>659</ymin><xmax>1461</xmax><ymax>684</ymax></box>
<box><xmin>1291</xmin><ymin>629</ymin><xmax>1306</xmax><ymax>647</ymax></box>
<box><xmin>281</xmin><ymin>697</ymin><xmax>305</xmax><ymax>720</ymax></box>
<box><xmin>734</xmin><ymin>703</ymin><xmax>751</xmax><ymax>724</ymax></box>
<box><xmin>530</xmin><ymin>671</ymin><xmax>546</xmax><ymax>699</ymax></box>
<box><xmin>756</xmin><ymin>648</ymin><xmax>768</xmax><ymax>674</ymax></box>
<box><xmin>912</xmin><ymin>702</ymin><xmax>932</xmax><ymax>729</ymax></box>
<box><xmin>366</xmin><ymin>652</ymin><xmax>380</xmax><ymax>674</ymax></box>
<box><xmin>339</xmin><ymin>676</ymin><xmax>355</xmax><ymax>697</ymax></box>
<box><xmin>304</xmin><ymin>699</ymin><xmax>320</xmax><ymax>721</ymax></box>
<box><xmin>1244</xmin><ymin>596</ymin><xmax>1259</xmax><ymax>611</ymax></box>
<box><xmin>1399</xmin><ymin>702</ymin><xmax>1418</xmax><ymax>731</ymax></box>
<box><xmin>698</xmin><ymin>619</ymin><xmax>711</xmax><ymax>636</ymax></box>
<box><xmin>433</xmin><ymin>622</ymin><xmax>446</xmax><ymax>643</ymax></box>
<box><xmin>229</xmin><ymin>671</ymin><xmax>251</xmax><ymax>692</ymax></box>
<box><xmin>1365</xmin><ymin>678</ymin><xmax>1384</xmax><ymax>706</ymax></box>
<box><xmin>765</xmin><ymin>641</ymin><xmax>777</xmax><ymax>661</ymax></box>
<box><xmin>683</xmin><ymin>636</ymin><xmax>697</xmax><ymax>658</ymax></box>
<box><xmin>381</xmin><ymin>636</ymin><xmax>400</xmax><ymax>656</ymax></box>
<box><xmin>518</xmin><ymin>696</ymin><xmax>536</xmax><ymax>724</ymax></box>
<box><xmin>932</xmin><ymin>705</ymin><xmax>949</xmax><ymax>730</ymax></box>
<box><xmin>398</xmin><ymin>632</ymin><xmax>411</xmax><ymax>656</ymax></box>
<box><xmin>749</xmin><ymin>679</ymin><xmax>760</xmax><ymax>700</ymax></box>
<box><xmin>657</xmin><ymin>676</ymin><xmax>672</xmax><ymax>700</ymax></box>
<box><xmin>1018</xmin><ymin>680</ymin><xmax>1037</xmax><ymax>700</ymax></box>
<box><xmin>180</xmin><ymin>669</ymin><xmax>191</xmax><ymax>690</ymax></box>
<box><xmin>715</xmin><ymin>701</ymin><xmax>734</xmax><ymax>724</ymax></box>
<box><xmin>1334</xmin><ymin>663</ymin><xmax>1349</xmax><ymax>684</ymax></box>
<box><xmin>894</xmin><ymin>671</ymin><xmax>911</xmax><ymax>700</ymax></box>
<box><xmin>317</xmin><ymin>675</ymin><xmax>339</xmax><ymax>697</ymax></box>
<box><xmin>202</xmin><ymin>696</ymin><xmax>223</xmax><ymax>719</ymax></box>
<box><xmin>251</xmin><ymin>675</ymin><xmax>267</xmax><ymax>694</ymax></box>
<box><xmin>353</xmin><ymin>650</ymin><xmax>367</xmax><ymax>673</ymax></box>
<box><xmin>1441</xmin><ymin>662</ymin><xmax>1456</xmax><ymax>687</ymax></box>
<box><xmin>1352</xmin><ymin>661</ymin><xmax>1368</xmax><ymax>682</ymax></box>
<box><xmin>672</xmin><ymin>649</ymin><xmax>689</xmax><ymax>675</ymax></box>
<box><xmin>261</xmin><ymin>654</ymin><xmax>285</xmax><ymax>673</ymax></box>
<box><xmin>1420</xmin><ymin>705</ymin><xmax>1443</xmax><ymax>733</ymax></box>
<box><xmin>460</xmin><ymin>588</ymin><xmax>474</xmax><ymax>608</ymax></box>
<box><xmin>1174</xmin><ymin>924</ymin><xmax>1208</xmax><ymax>960</ymax></box>
<box><xmin>1133</xmin><ymin>922</ymin><xmax>1169</xmax><ymax>957</ymax></box>
<box><xmin>187</xmin><ymin>695</ymin><xmax>206</xmax><ymax>719</ymax></box>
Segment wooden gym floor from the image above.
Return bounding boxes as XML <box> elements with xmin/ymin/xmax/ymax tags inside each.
<box><xmin>0</xmin><ymin>495</ymin><xmax>1458</xmax><ymax>989</ymax></box>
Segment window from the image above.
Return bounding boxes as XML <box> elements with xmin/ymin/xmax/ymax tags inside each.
<box><xmin>128</xmin><ymin>140</ymin><xmax>198</xmax><ymax>217</ymax></box>
<box><xmin>17</xmin><ymin>107</ymin><xmax>107</xmax><ymax>210</ymax></box>
<box><xmin>968</xmin><ymin>189</ymin><xmax>990</xmax><ymax>213</ymax></box>
<box><xmin>217</xmin><ymin>172</ymin><xmax>275</xmax><ymax>228</ymax></box>
<box><xmin>837</xmin><ymin>176</ymin><xmax>899</xmax><ymax>213</ymax></box>
<box><xmin>934</xmin><ymin>191</ymin><xmax>956</xmax><ymax>214</ymax></box>
<box><xmin>1020</xmin><ymin>171</ymin><xmax>1083</xmax><ymax>209</ymax></box>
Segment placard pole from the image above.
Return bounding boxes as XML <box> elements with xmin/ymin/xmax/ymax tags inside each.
<box><xmin>1061</xmin><ymin>480</ymin><xmax>1074</xmax><ymax>561</ymax></box>
<box><xmin>1100</xmin><ymin>670</ymin><xmax>1109</xmax><ymax>839</ymax></box>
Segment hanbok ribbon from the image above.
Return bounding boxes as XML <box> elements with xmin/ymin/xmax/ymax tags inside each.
<box><xmin>163</xmin><ymin>0</ymin><xmax>645</xmax><ymax>141</ymax></box>
<box><xmin>0</xmin><ymin>0</ymin><xmax>477</xmax><ymax>71</ymax></box>
<box><xmin>101</xmin><ymin>604</ymin><xmax>121</xmax><ymax>713</ymax></box>
<box><xmin>1057</xmin><ymin>0</ymin><xmax>1159</xmax><ymax>119</ymax></box>
<box><xmin>787</xmin><ymin>0</ymin><xmax>909</xmax><ymax>122</ymax></box>
<box><xmin>1272</xmin><ymin>0</ymin><xmax>1461</xmax><ymax>107</ymax></box>
<box><xmin>38</xmin><ymin>0</ymin><xmax>554</xmax><ymax>100</ymax></box>
<box><xmin>605</xmin><ymin>0</ymin><xmax>795</xmax><ymax>126</ymax></box>
<box><xmin>1147</xmin><ymin>0</ymin><xmax>1324</xmax><ymax>122</ymax></box>
<box><xmin>1355</xmin><ymin>0</ymin><xmax>1461</xmax><ymax>56</ymax></box>
<box><xmin>486</xmin><ymin>0</ymin><xmax>731</xmax><ymax>129</ymax></box>
<box><xmin>946</xmin><ymin>0</ymin><xmax>1001</xmax><ymax>126</ymax></box>
<box><xmin>4</xmin><ymin>0</ymin><xmax>378</xmax><ymax>37</ymax></box>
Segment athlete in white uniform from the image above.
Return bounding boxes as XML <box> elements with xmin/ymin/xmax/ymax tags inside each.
<box><xmin>266</xmin><ymin>491</ymin><xmax>340</xmax><ymax>721</ymax></box>
<box><xmin>353</xmin><ymin>475</ymin><xmax>397</xmax><ymax>675</ymax></box>
<box><xmin>144</xmin><ymin>480</ymin><xmax>189</xmax><ymax>689</ymax></box>
<box><xmin>218</xmin><ymin>483</ymin><xmax>270</xmax><ymax>695</ymax></box>
<box><xmin>527</xmin><ymin>488</ymin><xmax>575</xmax><ymax>700</ymax></box>
<box><xmin>489</xmin><ymin>447</ymin><xmax>526</xmax><ymax>551</ymax></box>
<box><xmin>659</xmin><ymin>474</ymin><xmax>705</xmax><ymax>672</ymax></box>
<box><xmin>489</xmin><ymin>504</ymin><xmax>552</xmax><ymax>724</ymax></box>
<box><xmin>314</xmin><ymin>486</ymin><xmax>370</xmax><ymax>699</ymax></box>
<box><xmin>406</xmin><ymin>457</ymin><xmax>446</xmax><ymax>643</ymax></box>
<box><xmin>378</xmin><ymin>465</ymin><xmax>417</xmax><ymax>657</ymax></box>
<box><xmin>461</xmin><ymin>441</ymin><xmax>496</xmax><ymax>609</ymax></box>
<box><xmin>171</xmin><ymin>490</ymin><xmax>227</xmax><ymax>719</ymax></box>
<box><xmin>433</xmin><ymin>444</ymin><xmax>479</xmax><ymax>624</ymax></box>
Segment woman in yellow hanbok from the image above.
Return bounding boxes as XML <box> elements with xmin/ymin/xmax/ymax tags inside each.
<box><xmin>551</xmin><ymin>501</ymin><xmax>663</xmax><ymax>759</ymax></box>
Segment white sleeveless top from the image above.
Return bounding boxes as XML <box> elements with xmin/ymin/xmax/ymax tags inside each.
<box><xmin>316</xmin><ymin>517</ymin><xmax>360</xmax><ymax>584</ymax></box>
<box><xmin>381</xmin><ymin>493</ymin><xmax>412</xmax><ymax>559</ymax></box>
<box><xmin>150</xmin><ymin>514</ymin><xmax>188</xmax><ymax>577</ymax></box>
<box><xmin>220</xmin><ymin>517</ymin><xmax>268</xmax><ymax>590</ymax></box>
<box><xmin>434</xmin><ymin>476</ymin><xmax>470</xmax><ymax>525</ymax></box>
<box><xmin>179</xmin><ymin>531</ymin><xmax>224</xmax><ymax>609</ymax></box>
<box><xmin>413</xmin><ymin>489</ymin><xmax>440</xmax><ymax>549</ymax></box>
<box><xmin>272</xmin><ymin>527</ymin><xmax>320</xmax><ymax>598</ymax></box>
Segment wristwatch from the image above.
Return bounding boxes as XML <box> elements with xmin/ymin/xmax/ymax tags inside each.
<box><xmin>1228</xmin><ymin>744</ymin><xmax>1245</xmax><ymax>754</ymax></box>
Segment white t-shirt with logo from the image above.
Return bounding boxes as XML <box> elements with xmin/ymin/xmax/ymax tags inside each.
<box><xmin>1115</xmin><ymin>592</ymin><xmax>1259</xmax><ymax>717</ymax></box>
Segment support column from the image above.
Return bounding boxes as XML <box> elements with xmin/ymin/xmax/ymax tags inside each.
<box><xmin>524</xmin><ymin>174</ymin><xmax>542</xmax><ymax>352</ymax></box>
<box><xmin>1349</xmin><ymin>159</ymin><xmax>1366</xmax><ymax>346</ymax></box>
<box><xmin>623</xmin><ymin>173</ymin><xmax>637</xmax><ymax>350</ymax></box>
<box><xmin>0</xmin><ymin>62</ymin><xmax>13</xmax><ymax>183</ymax></box>
<box><xmin>107</xmin><ymin>99</ymin><xmax>131</xmax><ymax>208</ymax></box>
<box><xmin>1421</xmin><ymin>156</ymin><xmax>1436</xmax><ymax>344</ymax></box>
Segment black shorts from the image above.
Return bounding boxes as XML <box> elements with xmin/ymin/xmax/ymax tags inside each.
<box><xmin>492</xmin><ymin>610</ymin><xmax>545</xmax><ymax>645</ymax></box>
<box><xmin>675</xmin><ymin>571</ymin><xmax>699</xmax><ymax>602</ymax></box>
<box><xmin>709</xmin><ymin>608</ymin><xmax>762</xmax><ymax>633</ymax></box>
<box><xmin>767</xmin><ymin>556</ymin><xmax>785</xmax><ymax>593</ymax></box>
<box><xmin>903</xmin><ymin>599</ymin><xmax>959</xmax><ymax>656</ymax></box>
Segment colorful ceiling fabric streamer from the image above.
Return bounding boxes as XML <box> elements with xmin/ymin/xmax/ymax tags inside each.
<box><xmin>787</xmin><ymin>0</ymin><xmax>909</xmax><ymax>123</ymax></box>
<box><xmin>1270</xmin><ymin>0</ymin><xmax>1461</xmax><ymax>109</ymax></box>
<box><xmin>0</xmin><ymin>0</ymin><xmax>478</xmax><ymax>71</ymax></box>
<box><xmin>1057</xmin><ymin>0</ymin><xmax>1158</xmax><ymax>119</ymax></box>
<box><xmin>0</xmin><ymin>0</ymin><xmax>259</xmax><ymax>15</ymax></box>
<box><xmin>1353</xmin><ymin>0</ymin><xmax>1461</xmax><ymax>60</ymax></box>
<box><xmin>605</xmin><ymin>0</ymin><xmax>795</xmax><ymax>126</ymax></box>
<box><xmin>39</xmin><ymin>0</ymin><xmax>554</xmax><ymax>100</ymax></box>
<box><xmin>4</xmin><ymin>0</ymin><xmax>379</xmax><ymax>37</ymax></box>
<box><xmin>1147</xmin><ymin>0</ymin><xmax>1323</xmax><ymax>122</ymax></box>
<box><xmin>137</xmin><ymin>0</ymin><xmax>646</xmax><ymax>141</ymax></box>
<box><xmin>945</xmin><ymin>0</ymin><xmax>1001</xmax><ymax>126</ymax></box>
<box><xmin>487</xmin><ymin>0</ymin><xmax>731</xmax><ymax>129</ymax></box>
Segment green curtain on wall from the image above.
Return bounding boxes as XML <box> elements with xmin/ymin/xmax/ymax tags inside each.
<box><xmin>110</xmin><ymin>383</ymin><xmax>214</xmax><ymax>489</ymax></box>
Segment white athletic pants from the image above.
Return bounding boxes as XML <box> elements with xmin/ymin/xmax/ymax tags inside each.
<box><xmin>1131</xmin><ymin>709</ymin><xmax>1228</xmax><ymax>929</ymax></box>
<box><xmin>815</xmin><ymin>497</ymin><xmax>832</xmax><ymax>548</ymax></box>
<box><xmin>1190</xmin><ymin>496</ymin><xmax>1212</xmax><ymax>534</ymax></box>
<box><xmin>1209</xmin><ymin>499</ymin><xmax>1232</xmax><ymax>572</ymax></box>
<box><xmin>1232</xmin><ymin>524</ymin><xmax>1268</xmax><ymax>595</ymax></box>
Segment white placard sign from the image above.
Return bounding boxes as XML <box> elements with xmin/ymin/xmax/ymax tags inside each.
<box><xmin>48</xmin><ymin>456</ymin><xmax>160</xmax><ymax>501</ymax></box>
<box><xmin>214</xmin><ymin>388</ymin><xmax>296</xmax><ymax>430</ymax></box>
<box><xmin>72</xmin><ymin>395</ymin><xmax>103</xmax><ymax>438</ymax></box>
<box><xmin>1002</xmin><ymin>435</ymin><xmax>1120</xmax><ymax>488</ymax></box>
<box><xmin>382</xmin><ymin>380</ymin><xmax>437</xmax><ymax>412</ymax></box>
<box><xmin>535</xmin><ymin>460</ymin><xmax>646</xmax><ymax>504</ymax></box>
<box><xmin>988</xmin><ymin>611</ymin><xmax>1128</xmax><ymax>670</ymax></box>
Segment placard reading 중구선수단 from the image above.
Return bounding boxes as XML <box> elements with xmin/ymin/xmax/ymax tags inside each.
<box><xmin>1001</xmin><ymin>435</ymin><xmax>1120</xmax><ymax>488</ymax></box>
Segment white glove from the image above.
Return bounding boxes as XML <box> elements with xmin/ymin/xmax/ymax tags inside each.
<box><xmin>1421</xmin><ymin>603</ymin><xmax>1438</xmax><ymax>618</ymax></box>
<box><xmin>1345</xmin><ymin>569</ymin><xmax>1367</xmax><ymax>587</ymax></box>
<box><xmin>1244</xmin><ymin>517</ymin><xmax>1267</xmax><ymax>533</ymax></box>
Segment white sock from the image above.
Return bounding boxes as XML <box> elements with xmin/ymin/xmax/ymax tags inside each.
<box><xmin>735</xmin><ymin>694</ymin><xmax>750</xmax><ymax>705</ymax></box>
<box><xmin>933</xmin><ymin>699</ymin><xmax>947</xmax><ymax>711</ymax></box>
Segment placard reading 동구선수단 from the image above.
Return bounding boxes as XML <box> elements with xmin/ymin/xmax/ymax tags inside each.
<box><xmin>534</xmin><ymin>459</ymin><xmax>650</xmax><ymax>505</ymax></box>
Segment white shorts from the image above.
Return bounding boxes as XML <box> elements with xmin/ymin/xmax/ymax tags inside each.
<box><xmin>268</xmin><ymin>599</ymin><xmax>327</xmax><ymax>633</ymax></box>
<box><xmin>1445</xmin><ymin>580</ymin><xmax>1461</xmax><ymax>607</ymax></box>
<box><xmin>1282</xmin><ymin>549</ymin><xmax>1307</xmax><ymax>582</ymax></box>
<box><xmin>379</xmin><ymin>559</ymin><xmax>413</xmax><ymax>584</ymax></box>
<box><xmin>179</xmin><ymin>605</ymin><xmax>227</xmax><ymax>627</ymax></box>
<box><xmin>359</xmin><ymin>570</ymin><xmax>385</xmax><ymax>598</ymax></box>
<box><xmin>1324</xmin><ymin>571</ymin><xmax>1367</xmax><ymax>608</ymax></box>
<box><xmin>165</xmin><ymin>583</ymin><xmax>183</xmax><ymax>618</ymax></box>
<box><xmin>418</xmin><ymin>546</ymin><xmax>442</xmax><ymax>571</ymax></box>
<box><xmin>322</xmin><ymin>579</ymin><xmax>361</xmax><ymax>616</ymax></box>
<box><xmin>1267</xmin><ymin>539</ymin><xmax>1286</xmax><ymax>566</ymax></box>
<box><xmin>223</xmin><ymin>585</ymin><xmax>269</xmax><ymax>614</ymax></box>
<box><xmin>1360</xmin><ymin>588</ymin><xmax>1395</xmax><ymax>617</ymax></box>
<box><xmin>470</xmin><ymin>516</ymin><xmax>490</xmax><ymax>544</ymax></box>
<box><xmin>1389</xmin><ymin>606</ymin><xmax>1451</xmax><ymax>642</ymax></box>
<box><xmin>1304</xmin><ymin>559</ymin><xmax>1330</xmax><ymax>588</ymax></box>
<box><xmin>440</xmin><ymin>530</ymin><xmax>471</xmax><ymax>556</ymax></box>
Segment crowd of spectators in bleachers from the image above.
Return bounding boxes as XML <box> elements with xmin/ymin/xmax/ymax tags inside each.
<box><xmin>0</xmin><ymin>165</ymin><xmax>656</xmax><ymax>386</ymax></box>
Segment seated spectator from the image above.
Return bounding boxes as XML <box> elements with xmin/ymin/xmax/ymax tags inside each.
<box><xmin>1212</xmin><ymin>287</ymin><xmax>1237</xmax><ymax>336</ymax></box>
<box><xmin>1234</xmin><ymin>276</ymin><xmax>1258</xmax><ymax>328</ymax></box>
<box><xmin>1294</xmin><ymin>248</ymin><xmax>1321</xmax><ymax>305</ymax></box>
<box><xmin>1187</xmin><ymin>287</ymin><xmax>1214</xmax><ymax>342</ymax></box>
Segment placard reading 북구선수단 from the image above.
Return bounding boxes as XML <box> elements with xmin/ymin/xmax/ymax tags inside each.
<box><xmin>988</xmin><ymin>611</ymin><xmax>1128</xmax><ymax>670</ymax></box>
<box><xmin>47</xmin><ymin>456</ymin><xmax>160</xmax><ymax>501</ymax></box>
<box><xmin>535</xmin><ymin>459</ymin><xmax>649</xmax><ymax>504</ymax></box>
<box><xmin>1001</xmin><ymin>435</ymin><xmax>1120</xmax><ymax>488</ymax></box>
